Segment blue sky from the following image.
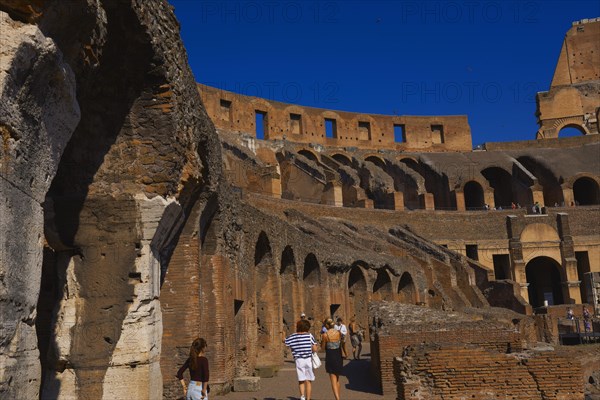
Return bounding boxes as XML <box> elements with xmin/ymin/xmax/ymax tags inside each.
<box><xmin>171</xmin><ymin>0</ymin><xmax>600</xmax><ymax>146</ymax></box>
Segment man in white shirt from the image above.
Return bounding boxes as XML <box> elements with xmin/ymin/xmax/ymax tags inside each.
<box><xmin>334</xmin><ymin>317</ymin><xmax>348</xmax><ymax>358</ymax></box>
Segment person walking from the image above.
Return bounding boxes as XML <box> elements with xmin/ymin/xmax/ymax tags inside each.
<box><xmin>176</xmin><ymin>337</ymin><xmax>210</xmax><ymax>400</ymax></box>
<box><xmin>322</xmin><ymin>318</ymin><xmax>343</xmax><ymax>400</ymax></box>
<box><xmin>285</xmin><ymin>319</ymin><xmax>318</xmax><ymax>400</ymax></box>
<box><xmin>348</xmin><ymin>317</ymin><xmax>363</xmax><ymax>360</ymax></box>
<box><xmin>334</xmin><ymin>317</ymin><xmax>348</xmax><ymax>358</ymax></box>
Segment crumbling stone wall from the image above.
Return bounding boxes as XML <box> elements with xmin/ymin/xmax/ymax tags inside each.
<box><xmin>394</xmin><ymin>344</ymin><xmax>584</xmax><ymax>400</ymax></box>
<box><xmin>199</xmin><ymin>83</ymin><xmax>473</xmax><ymax>151</ymax></box>
<box><xmin>536</xmin><ymin>18</ymin><xmax>600</xmax><ymax>138</ymax></box>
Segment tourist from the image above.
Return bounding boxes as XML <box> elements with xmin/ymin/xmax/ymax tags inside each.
<box><xmin>322</xmin><ymin>318</ymin><xmax>343</xmax><ymax>400</ymax></box>
<box><xmin>511</xmin><ymin>202</ymin><xmax>516</xmax><ymax>210</ymax></box>
<box><xmin>334</xmin><ymin>317</ymin><xmax>348</xmax><ymax>358</ymax></box>
<box><xmin>583</xmin><ymin>306</ymin><xmax>592</xmax><ymax>332</ymax></box>
<box><xmin>284</xmin><ymin>319</ymin><xmax>318</xmax><ymax>400</ymax></box>
<box><xmin>348</xmin><ymin>317</ymin><xmax>363</xmax><ymax>360</ymax></box>
<box><xmin>176</xmin><ymin>337</ymin><xmax>209</xmax><ymax>400</ymax></box>
<box><xmin>300</xmin><ymin>312</ymin><xmax>307</xmax><ymax>320</ymax></box>
<box><xmin>566</xmin><ymin>307</ymin><xmax>574</xmax><ymax>320</ymax></box>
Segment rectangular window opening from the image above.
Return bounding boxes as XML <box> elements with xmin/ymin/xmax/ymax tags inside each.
<box><xmin>431</xmin><ymin>124</ymin><xmax>444</xmax><ymax>144</ymax></box>
<box><xmin>234</xmin><ymin>299</ymin><xmax>244</xmax><ymax>316</ymax></box>
<box><xmin>575</xmin><ymin>251</ymin><xmax>591</xmax><ymax>303</ymax></box>
<box><xmin>492</xmin><ymin>254</ymin><xmax>511</xmax><ymax>280</ymax></box>
<box><xmin>325</xmin><ymin>118</ymin><xmax>337</xmax><ymax>139</ymax></box>
<box><xmin>255</xmin><ymin>110</ymin><xmax>268</xmax><ymax>139</ymax></box>
<box><xmin>290</xmin><ymin>113</ymin><xmax>302</xmax><ymax>135</ymax></box>
<box><xmin>358</xmin><ymin>121</ymin><xmax>371</xmax><ymax>140</ymax></box>
<box><xmin>220</xmin><ymin>99</ymin><xmax>232</xmax><ymax>122</ymax></box>
<box><xmin>394</xmin><ymin>124</ymin><xmax>406</xmax><ymax>143</ymax></box>
<box><xmin>465</xmin><ymin>244</ymin><xmax>479</xmax><ymax>261</ymax></box>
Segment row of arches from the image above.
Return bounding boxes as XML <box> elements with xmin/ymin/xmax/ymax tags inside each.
<box><xmin>252</xmin><ymin>231</ymin><xmax>418</xmax><ymax>367</ymax></box>
<box><xmin>283</xmin><ymin>148</ymin><xmax>600</xmax><ymax>210</ymax></box>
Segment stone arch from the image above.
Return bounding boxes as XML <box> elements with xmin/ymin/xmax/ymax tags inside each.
<box><xmin>298</xmin><ymin>148</ymin><xmax>319</xmax><ymax>163</ymax></box>
<box><xmin>525</xmin><ymin>256</ymin><xmax>565</xmax><ymax>307</ymax></box>
<box><xmin>280</xmin><ymin>246</ymin><xmax>297</xmax><ymax>336</ymax></box>
<box><xmin>463</xmin><ymin>180</ymin><xmax>485</xmax><ymax>209</ymax></box>
<box><xmin>364</xmin><ymin>154</ymin><xmax>386</xmax><ymax>169</ymax></box>
<box><xmin>347</xmin><ymin>263</ymin><xmax>369</xmax><ymax>332</ymax></box>
<box><xmin>254</xmin><ymin>231</ymin><xmax>279</xmax><ymax>367</ymax></box>
<box><xmin>558</xmin><ymin>124</ymin><xmax>587</xmax><ymax>137</ymax></box>
<box><xmin>397</xmin><ymin>272</ymin><xmax>417</xmax><ymax>304</ymax></box>
<box><xmin>372</xmin><ymin>268</ymin><xmax>393</xmax><ymax>301</ymax></box>
<box><xmin>481</xmin><ymin>166</ymin><xmax>514</xmax><ymax>209</ymax></box>
<box><xmin>517</xmin><ymin>156</ymin><xmax>563</xmax><ymax>206</ymax></box>
<box><xmin>572</xmin><ymin>176</ymin><xmax>600</xmax><ymax>205</ymax></box>
<box><xmin>302</xmin><ymin>253</ymin><xmax>322</xmax><ymax>325</ymax></box>
<box><xmin>331</xmin><ymin>152</ymin><xmax>352</xmax><ymax>166</ymax></box>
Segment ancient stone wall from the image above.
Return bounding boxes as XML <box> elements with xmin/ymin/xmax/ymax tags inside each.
<box><xmin>536</xmin><ymin>18</ymin><xmax>600</xmax><ymax>138</ymax></box>
<box><xmin>199</xmin><ymin>84</ymin><xmax>473</xmax><ymax>151</ymax></box>
<box><xmin>394</xmin><ymin>345</ymin><xmax>584</xmax><ymax>400</ymax></box>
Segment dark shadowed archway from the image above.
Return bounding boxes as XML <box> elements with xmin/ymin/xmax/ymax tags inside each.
<box><xmin>303</xmin><ymin>253</ymin><xmax>322</xmax><ymax>328</ymax></box>
<box><xmin>464</xmin><ymin>181</ymin><xmax>484</xmax><ymax>209</ymax></box>
<box><xmin>573</xmin><ymin>177</ymin><xmax>600</xmax><ymax>205</ymax></box>
<box><xmin>481</xmin><ymin>167</ymin><xmax>513</xmax><ymax>209</ymax></box>
<box><xmin>373</xmin><ymin>269</ymin><xmax>393</xmax><ymax>301</ymax></box>
<box><xmin>397</xmin><ymin>272</ymin><xmax>417</xmax><ymax>304</ymax></box>
<box><xmin>254</xmin><ymin>232</ymin><xmax>279</xmax><ymax>367</ymax></box>
<box><xmin>525</xmin><ymin>256</ymin><xmax>564</xmax><ymax>307</ymax></box>
<box><xmin>348</xmin><ymin>264</ymin><xmax>369</xmax><ymax>334</ymax></box>
<box><xmin>280</xmin><ymin>246</ymin><xmax>297</xmax><ymax>336</ymax></box>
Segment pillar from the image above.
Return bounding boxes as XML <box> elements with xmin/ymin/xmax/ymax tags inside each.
<box><xmin>455</xmin><ymin>191</ymin><xmax>466</xmax><ymax>211</ymax></box>
<box><xmin>420</xmin><ymin>193</ymin><xmax>435</xmax><ymax>210</ymax></box>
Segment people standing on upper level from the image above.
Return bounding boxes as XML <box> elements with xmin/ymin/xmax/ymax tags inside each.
<box><xmin>583</xmin><ymin>306</ymin><xmax>592</xmax><ymax>332</ymax></box>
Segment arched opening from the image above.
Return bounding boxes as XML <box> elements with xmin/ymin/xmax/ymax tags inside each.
<box><xmin>298</xmin><ymin>149</ymin><xmax>318</xmax><ymax>163</ymax></box>
<box><xmin>365</xmin><ymin>155</ymin><xmax>386</xmax><ymax>169</ymax></box>
<box><xmin>348</xmin><ymin>265</ymin><xmax>368</xmax><ymax>335</ymax></box>
<box><xmin>397</xmin><ymin>272</ymin><xmax>416</xmax><ymax>304</ymax></box>
<box><xmin>372</xmin><ymin>269</ymin><xmax>393</xmax><ymax>301</ymax></box>
<box><xmin>558</xmin><ymin>125</ymin><xmax>586</xmax><ymax>138</ymax></box>
<box><xmin>280</xmin><ymin>246</ymin><xmax>297</xmax><ymax>336</ymax></box>
<box><xmin>332</xmin><ymin>153</ymin><xmax>352</xmax><ymax>166</ymax></box>
<box><xmin>517</xmin><ymin>156</ymin><xmax>563</xmax><ymax>207</ymax></box>
<box><xmin>481</xmin><ymin>167</ymin><xmax>513</xmax><ymax>209</ymax></box>
<box><xmin>303</xmin><ymin>254</ymin><xmax>321</xmax><ymax>332</ymax></box>
<box><xmin>463</xmin><ymin>181</ymin><xmax>484</xmax><ymax>210</ymax></box>
<box><xmin>525</xmin><ymin>256</ymin><xmax>564</xmax><ymax>307</ymax></box>
<box><xmin>254</xmin><ymin>232</ymin><xmax>279</xmax><ymax>367</ymax></box>
<box><xmin>573</xmin><ymin>177</ymin><xmax>600</xmax><ymax>205</ymax></box>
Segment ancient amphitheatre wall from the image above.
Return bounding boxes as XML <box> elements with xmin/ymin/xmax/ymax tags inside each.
<box><xmin>199</xmin><ymin>83</ymin><xmax>473</xmax><ymax>152</ymax></box>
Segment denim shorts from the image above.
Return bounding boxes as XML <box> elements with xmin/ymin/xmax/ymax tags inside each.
<box><xmin>187</xmin><ymin>381</ymin><xmax>208</xmax><ymax>400</ymax></box>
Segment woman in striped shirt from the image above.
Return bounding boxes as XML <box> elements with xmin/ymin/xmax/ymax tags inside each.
<box><xmin>284</xmin><ymin>319</ymin><xmax>318</xmax><ymax>400</ymax></box>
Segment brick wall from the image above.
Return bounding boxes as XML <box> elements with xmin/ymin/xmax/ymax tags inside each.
<box><xmin>394</xmin><ymin>344</ymin><xmax>584</xmax><ymax>400</ymax></box>
<box><xmin>374</xmin><ymin>322</ymin><xmax>522</xmax><ymax>395</ymax></box>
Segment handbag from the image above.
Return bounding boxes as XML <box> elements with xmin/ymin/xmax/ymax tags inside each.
<box><xmin>311</xmin><ymin>352</ymin><xmax>321</xmax><ymax>369</ymax></box>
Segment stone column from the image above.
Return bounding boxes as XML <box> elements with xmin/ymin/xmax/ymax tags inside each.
<box><xmin>557</xmin><ymin>213</ymin><xmax>581</xmax><ymax>304</ymax></box>
<box><xmin>455</xmin><ymin>191</ymin><xmax>466</xmax><ymax>211</ymax></box>
<box><xmin>392</xmin><ymin>191</ymin><xmax>405</xmax><ymax>211</ymax></box>
<box><xmin>562</xmin><ymin>186</ymin><xmax>575</xmax><ymax>206</ymax></box>
<box><xmin>420</xmin><ymin>193</ymin><xmax>435</xmax><ymax>210</ymax></box>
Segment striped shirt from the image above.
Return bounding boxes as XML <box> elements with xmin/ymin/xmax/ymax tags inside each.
<box><xmin>284</xmin><ymin>332</ymin><xmax>317</xmax><ymax>359</ymax></box>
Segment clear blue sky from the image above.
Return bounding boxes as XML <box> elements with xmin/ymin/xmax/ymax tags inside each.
<box><xmin>171</xmin><ymin>0</ymin><xmax>600</xmax><ymax>145</ymax></box>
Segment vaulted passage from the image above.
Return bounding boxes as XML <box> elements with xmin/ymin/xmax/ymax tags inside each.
<box><xmin>464</xmin><ymin>181</ymin><xmax>484</xmax><ymax>209</ymax></box>
<box><xmin>397</xmin><ymin>272</ymin><xmax>416</xmax><ymax>304</ymax></box>
<box><xmin>373</xmin><ymin>269</ymin><xmax>393</xmax><ymax>301</ymax></box>
<box><xmin>348</xmin><ymin>265</ymin><xmax>369</xmax><ymax>334</ymax></box>
<box><xmin>303</xmin><ymin>254</ymin><xmax>322</xmax><ymax>325</ymax></box>
<box><xmin>525</xmin><ymin>256</ymin><xmax>564</xmax><ymax>307</ymax></box>
<box><xmin>481</xmin><ymin>167</ymin><xmax>513</xmax><ymax>209</ymax></box>
<box><xmin>573</xmin><ymin>177</ymin><xmax>600</xmax><ymax>205</ymax></box>
<box><xmin>254</xmin><ymin>232</ymin><xmax>279</xmax><ymax>367</ymax></box>
<box><xmin>280</xmin><ymin>246</ymin><xmax>297</xmax><ymax>335</ymax></box>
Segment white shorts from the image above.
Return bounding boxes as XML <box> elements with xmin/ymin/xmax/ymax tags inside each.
<box><xmin>295</xmin><ymin>357</ymin><xmax>315</xmax><ymax>382</ymax></box>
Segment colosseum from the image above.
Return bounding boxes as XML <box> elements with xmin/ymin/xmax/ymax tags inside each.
<box><xmin>0</xmin><ymin>1</ymin><xmax>598</xmax><ymax>399</ymax></box>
